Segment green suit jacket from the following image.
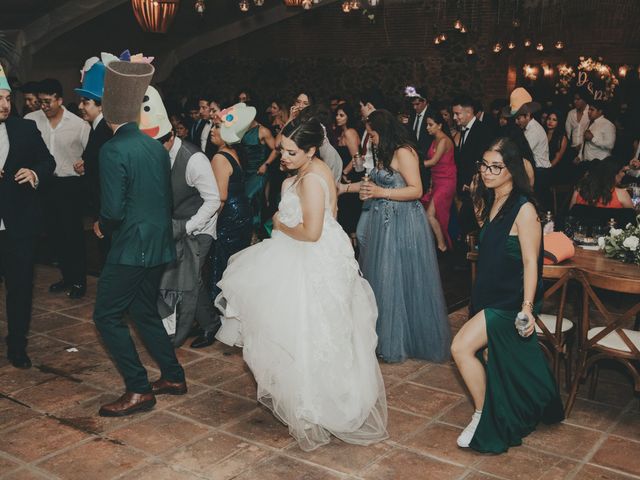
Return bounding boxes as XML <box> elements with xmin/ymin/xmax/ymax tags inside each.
<box><xmin>98</xmin><ymin>122</ymin><xmax>176</xmax><ymax>267</ymax></box>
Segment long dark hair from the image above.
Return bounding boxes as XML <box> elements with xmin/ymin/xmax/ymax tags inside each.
<box><xmin>425</xmin><ymin>109</ymin><xmax>452</xmax><ymax>139</ymax></box>
<box><xmin>335</xmin><ymin>103</ymin><xmax>358</xmax><ymax>130</ymax></box>
<box><xmin>365</xmin><ymin>109</ymin><xmax>417</xmax><ymax>171</ymax></box>
<box><xmin>543</xmin><ymin>108</ymin><xmax>567</xmax><ymax>160</ymax></box>
<box><xmin>473</xmin><ymin>137</ymin><xmax>538</xmax><ymax>223</ymax></box>
<box><xmin>576</xmin><ymin>156</ymin><xmax>621</xmax><ymax>206</ymax></box>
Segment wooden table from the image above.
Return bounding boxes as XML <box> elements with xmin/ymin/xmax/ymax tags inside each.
<box><xmin>468</xmin><ymin>247</ymin><xmax>640</xmax><ymax>292</ymax></box>
<box><xmin>541</xmin><ymin>248</ymin><xmax>640</xmax><ymax>294</ymax></box>
<box><xmin>468</xmin><ymin>247</ymin><xmax>640</xmax><ymax>329</ymax></box>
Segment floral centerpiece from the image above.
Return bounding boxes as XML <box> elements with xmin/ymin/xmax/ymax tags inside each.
<box><xmin>598</xmin><ymin>217</ymin><xmax>640</xmax><ymax>265</ymax></box>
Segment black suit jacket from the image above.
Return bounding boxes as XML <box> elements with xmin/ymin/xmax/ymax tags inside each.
<box><xmin>408</xmin><ymin>109</ymin><xmax>434</xmax><ymax>160</ymax></box>
<box><xmin>455</xmin><ymin>119</ymin><xmax>495</xmax><ymax>193</ymax></box>
<box><xmin>0</xmin><ymin>116</ymin><xmax>56</xmax><ymax>238</ymax></box>
<box><xmin>190</xmin><ymin>119</ymin><xmax>206</xmax><ymax>147</ymax></box>
<box><xmin>83</xmin><ymin>118</ymin><xmax>113</xmax><ymax>218</ymax></box>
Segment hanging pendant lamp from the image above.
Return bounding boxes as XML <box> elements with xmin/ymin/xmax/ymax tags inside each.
<box><xmin>132</xmin><ymin>0</ymin><xmax>180</xmax><ymax>33</ymax></box>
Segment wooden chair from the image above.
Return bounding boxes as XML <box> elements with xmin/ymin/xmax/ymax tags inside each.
<box><xmin>565</xmin><ymin>269</ymin><xmax>640</xmax><ymax>416</ymax></box>
<box><xmin>535</xmin><ymin>269</ymin><xmax>577</xmax><ymax>391</ymax></box>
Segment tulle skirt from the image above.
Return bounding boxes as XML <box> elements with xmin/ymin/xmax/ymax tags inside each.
<box><xmin>215</xmin><ymin>224</ymin><xmax>388</xmax><ymax>451</ymax></box>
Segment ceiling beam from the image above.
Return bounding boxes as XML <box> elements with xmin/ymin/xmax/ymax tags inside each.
<box><xmin>154</xmin><ymin>0</ymin><xmax>339</xmax><ymax>82</ymax></box>
<box><xmin>22</xmin><ymin>0</ymin><xmax>128</xmax><ymax>55</ymax></box>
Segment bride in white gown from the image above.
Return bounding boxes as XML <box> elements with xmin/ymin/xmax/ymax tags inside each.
<box><xmin>215</xmin><ymin>116</ymin><xmax>388</xmax><ymax>451</ymax></box>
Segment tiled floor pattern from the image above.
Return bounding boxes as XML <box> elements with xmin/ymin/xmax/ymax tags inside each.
<box><xmin>0</xmin><ymin>266</ymin><xmax>638</xmax><ymax>480</ymax></box>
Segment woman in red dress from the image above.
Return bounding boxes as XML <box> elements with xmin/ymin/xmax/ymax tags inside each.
<box><xmin>421</xmin><ymin>111</ymin><xmax>457</xmax><ymax>251</ymax></box>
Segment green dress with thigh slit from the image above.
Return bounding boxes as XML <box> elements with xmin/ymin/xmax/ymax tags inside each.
<box><xmin>469</xmin><ymin>195</ymin><xmax>564</xmax><ymax>454</ymax></box>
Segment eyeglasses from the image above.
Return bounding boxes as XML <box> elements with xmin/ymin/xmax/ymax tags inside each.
<box><xmin>477</xmin><ymin>161</ymin><xmax>506</xmax><ymax>175</ymax></box>
<box><xmin>38</xmin><ymin>96</ymin><xmax>58</xmax><ymax>106</ymax></box>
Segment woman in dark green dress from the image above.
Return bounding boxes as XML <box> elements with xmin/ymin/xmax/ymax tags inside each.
<box><xmin>451</xmin><ymin>137</ymin><xmax>564</xmax><ymax>454</ymax></box>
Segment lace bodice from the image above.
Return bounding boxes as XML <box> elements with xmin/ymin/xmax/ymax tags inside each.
<box><xmin>278</xmin><ymin>173</ymin><xmax>333</xmax><ymax>228</ymax></box>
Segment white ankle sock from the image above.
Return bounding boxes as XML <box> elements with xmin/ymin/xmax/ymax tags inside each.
<box><xmin>457</xmin><ymin>410</ymin><xmax>482</xmax><ymax>448</ymax></box>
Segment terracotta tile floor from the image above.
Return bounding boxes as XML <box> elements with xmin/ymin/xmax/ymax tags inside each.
<box><xmin>0</xmin><ymin>265</ymin><xmax>639</xmax><ymax>480</ymax></box>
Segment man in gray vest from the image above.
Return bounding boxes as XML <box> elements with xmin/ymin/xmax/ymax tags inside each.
<box><xmin>140</xmin><ymin>87</ymin><xmax>220</xmax><ymax>347</ymax></box>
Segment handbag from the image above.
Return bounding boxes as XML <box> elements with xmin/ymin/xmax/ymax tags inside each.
<box><xmin>543</xmin><ymin>232</ymin><xmax>575</xmax><ymax>265</ymax></box>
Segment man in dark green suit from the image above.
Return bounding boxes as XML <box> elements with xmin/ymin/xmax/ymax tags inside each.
<box><xmin>93</xmin><ymin>60</ymin><xmax>186</xmax><ymax>417</ymax></box>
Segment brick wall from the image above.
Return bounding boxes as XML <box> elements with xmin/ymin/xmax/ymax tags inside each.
<box><xmin>161</xmin><ymin>0</ymin><xmax>640</xmax><ymax>110</ymax></box>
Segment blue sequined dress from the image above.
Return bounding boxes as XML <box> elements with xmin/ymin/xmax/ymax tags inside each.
<box><xmin>208</xmin><ymin>151</ymin><xmax>252</xmax><ymax>300</ymax></box>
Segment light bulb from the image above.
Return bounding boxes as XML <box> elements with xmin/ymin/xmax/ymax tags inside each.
<box><xmin>303</xmin><ymin>0</ymin><xmax>312</xmax><ymax>8</ymax></box>
<box><xmin>434</xmin><ymin>36</ymin><xmax>441</xmax><ymax>45</ymax></box>
<box><xmin>618</xmin><ymin>65</ymin><xmax>628</xmax><ymax>78</ymax></box>
<box><xmin>467</xmin><ymin>47</ymin><xmax>476</xmax><ymax>55</ymax></box>
<box><xmin>512</xmin><ymin>18</ymin><xmax>520</xmax><ymax>28</ymax></box>
<box><xmin>460</xmin><ymin>25</ymin><xmax>467</xmax><ymax>33</ymax></box>
<box><xmin>554</xmin><ymin>40</ymin><xmax>564</xmax><ymax>50</ymax></box>
<box><xmin>524</xmin><ymin>39</ymin><xmax>532</xmax><ymax>47</ymax></box>
<box><xmin>508</xmin><ymin>41</ymin><xmax>516</xmax><ymax>50</ymax></box>
<box><xmin>341</xmin><ymin>1</ymin><xmax>351</xmax><ymax>12</ymax></box>
<box><xmin>454</xmin><ymin>19</ymin><xmax>462</xmax><ymax>29</ymax></box>
<box><xmin>439</xmin><ymin>33</ymin><xmax>447</xmax><ymax>42</ymax></box>
<box><xmin>239</xmin><ymin>0</ymin><xmax>250</xmax><ymax>12</ymax></box>
<box><xmin>350</xmin><ymin>0</ymin><xmax>360</xmax><ymax>9</ymax></box>
<box><xmin>493</xmin><ymin>42</ymin><xmax>503</xmax><ymax>53</ymax></box>
<box><xmin>536</xmin><ymin>42</ymin><xmax>544</xmax><ymax>51</ymax></box>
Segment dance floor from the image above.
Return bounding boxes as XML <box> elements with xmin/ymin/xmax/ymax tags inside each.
<box><xmin>0</xmin><ymin>265</ymin><xmax>638</xmax><ymax>480</ymax></box>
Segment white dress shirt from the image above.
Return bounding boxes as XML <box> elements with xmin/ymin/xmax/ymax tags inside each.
<box><xmin>459</xmin><ymin>116</ymin><xmax>476</xmax><ymax>149</ymax></box>
<box><xmin>169</xmin><ymin>138</ymin><xmax>220</xmax><ymax>238</ymax></box>
<box><xmin>92</xmin><ymin>112</ymin><xmax>104</xmax><ymax>130</ymax></box>
<box><xmin>565</xmin><ymin>106</ymin><xmax>590</xmax><ymax>149</ymax></box>
<box><xmin>0</xmin><ymin>123</ymin><xmax>8</xmax><ymax>230</ymax></box>
<box><xmin>360</xmin><ymin>131</ymin><xmax>375</xmax><ymax>172</ymax></box>
<box><xmin>582</xmin><ymin>116</ymin><xmax>616</xmax><ymax>162</ymax></box>
<box><xmin>200</xmin><ymin>120</ymin><xmax>212</xmax><ymax>152</ymax></box>
<box><xmin>25</xmin><ymin>107</ymin><xmax>90</xmax><ymax>177</ymax></box>
<box><xmin>524</xmin><ymin>118</ymin><xmax>551</xmax><ymax>168</ymax></box>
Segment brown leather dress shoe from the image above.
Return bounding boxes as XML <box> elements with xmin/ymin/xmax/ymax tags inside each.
<box><xmin>98</xmin><ymin>392</ymin><xmax>156</xmax><ymax>417</ymax></box>
<box><xmin>151</xmin><ymin>378</ymin><xmax>188</xmax><ymax>396</ymax></box>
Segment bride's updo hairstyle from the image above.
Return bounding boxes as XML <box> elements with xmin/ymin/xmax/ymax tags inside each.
<box><xmin>281</xmin><ymin>116</ymin><xmax>324</xmax><ymax>154</ymax></box>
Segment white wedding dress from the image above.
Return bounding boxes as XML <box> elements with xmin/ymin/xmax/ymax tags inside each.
<box><xmin>215</xmin><ymin>172</ymin><xmax>388</xmax><ymax>451</ymax></box>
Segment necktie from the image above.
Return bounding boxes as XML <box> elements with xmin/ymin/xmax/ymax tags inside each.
<box><xmin>361</xmin><ymin>132</ymin><xmax>370</xmax><ymax>155</ymax></box>
<box><xmin>459</xmin><ymin>127</ymin><xmax>468</xmax><ymax>150</ymax></box>
<box><xmin>413</xmin><ymin>113</ymin><xmax>422</xmax><ymax>140</ymax></box>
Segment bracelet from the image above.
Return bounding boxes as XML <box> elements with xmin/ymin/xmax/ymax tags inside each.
<box><xmin>521</xmin><ymin>300</ymin><xmax>534</xmax><ymax>310</ymax></box>
<box><xmin>346</xmin><ymin>184</ymin><xmax>350</xmax><ymax>193</ymax></box>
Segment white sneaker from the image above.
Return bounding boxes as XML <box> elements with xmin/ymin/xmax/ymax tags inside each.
<box><xmin>456</xmin><ymin>411</ymin><xmax>481</xmax><ymax>448</ymax></box>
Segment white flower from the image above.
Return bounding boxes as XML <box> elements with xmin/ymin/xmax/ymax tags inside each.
<box><xmin>598</xmin><ymin>236</ymin><xmax>606</xmax><ymax>249</ymax></box>
<box><xmin>622</xmin><ymin>236</ymin><xmax>639</xmax><ymax>251</ymax></box>
<box><xmin>610</xmin><ymin>228</ymin><xmax>623</xmax><ymax>237</ymax></box>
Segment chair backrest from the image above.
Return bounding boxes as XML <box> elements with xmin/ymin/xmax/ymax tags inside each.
<box><xmin>536</xmin><ymin>269</ymin><xmax>574</xmax><ymax>350</ymax></box>
<box><xmin>575</xmin><ymin>269</ymin><xmax>640</xmax><ymax>358</ymax></box>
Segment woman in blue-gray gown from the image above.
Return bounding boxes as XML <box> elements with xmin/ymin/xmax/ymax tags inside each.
<box><xmin>339</xmin><ymin>109</ymin><xmax>451</xmax><ymax>363</ymax></box>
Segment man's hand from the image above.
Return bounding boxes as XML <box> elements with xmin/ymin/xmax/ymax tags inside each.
<box><xmin>93</xmin><ymin>221</ymin><xmax>104</xmax><ymax>239</ymax></box>
<box><xmin>573</xmin><ymin>156</ymin><xmax>581</xmax><ymax>165</ymax></box>
<box><xmin>73</xmin><ymin>160</ymin><xmax>85</xmax><ymax>175</ymax></box>
<box><xmin>15</xmin><ymin>168</ymin><xmax>37</xmax><ymax>189</ymax></box>
<box><xmin>583</xmin><ymin>130</ymin><xmax>594</xmax><ymax>142</ymax></box>
<box><xmin>258</xmin><ymin>163</ymin><xmax>268</xmax><ymax>176</ymax></box>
